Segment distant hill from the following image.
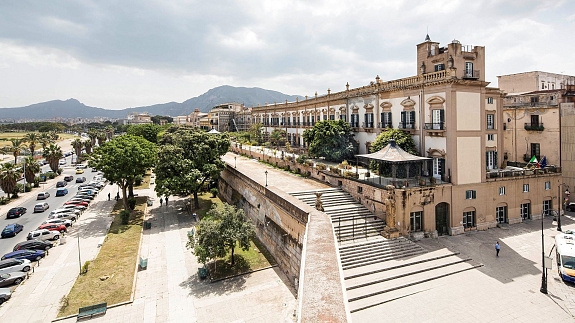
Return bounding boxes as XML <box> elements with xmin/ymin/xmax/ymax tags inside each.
<box><xmin>0</xmin><ymin>85</ymin><xmax>301</xmax><ymax>120</ymax></box>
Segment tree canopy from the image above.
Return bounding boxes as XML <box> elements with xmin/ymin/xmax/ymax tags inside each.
<box><xmin>154</xmin><ymin>125</ymin><xmax>230</xmax><ymax>209</ymax></box>
<box><xmin>127</xmin><ymin>123</ymin><xmax>163</xmax><ymax>144</ymax></box>
<box><xmin>302</xmin><ymin>120</ymin><xmax>357</xmax><ymax>162</ymax></box>
<box><xmin>42</xmin><ymin>144</ymin><xmax>63</xmax><ymax>173</ymax></box>
<box><xmin>88</xmin><ymin>135</ymin><xmax>157</xmax><ymax>210</ymax></box>
<box><xmin>370</xmin><ymin>128</ymin><xmax>418</xmax><ymax>155</ymax></box>
<box><xmin>0</xmin><ymin>162</ymin><xmax>22</xmax><ymax>199</ymax></box>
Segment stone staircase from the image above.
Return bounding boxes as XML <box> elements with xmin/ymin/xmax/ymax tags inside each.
<box><xmin>290</xmin><ymin>188</ymin><xmax>385</xmax><ymax>242</ymax></box>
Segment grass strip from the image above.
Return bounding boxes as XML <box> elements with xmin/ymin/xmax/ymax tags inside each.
<box><xmin>58</xmin><ymin>196</ymin><xmax>146</xmax><ymax>317</ymax></box>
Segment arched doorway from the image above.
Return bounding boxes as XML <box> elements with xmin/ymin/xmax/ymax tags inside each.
<box><xmin>435</xmin><ymin>202</ymin><xmax>450</xmax><ymax>236</ymax></box>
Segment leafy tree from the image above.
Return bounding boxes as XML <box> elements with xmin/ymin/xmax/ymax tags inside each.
<box><xmin>127</xmin><ymin>123</ymin><xmax>163</xmax><ymax>144</ymax></box>
<box><xmin>370</xmin><ymin>128</ymin><xmax>418</xmax><ymax>155</ymax></box>
<box><xmin>43</xmin><ymin>144</ymin><xmax>63</xmax><ymax>173</ymax></box>
<box><xmin>270</xmin><ymin>129</ymin><xmax>286</xmax><ymax>150</ymax></box>
<box><xmin>187</xmin><ymin>220</ymin><xmax>226</xmax><ymax>270</ymax></box>
<box><xmin>211</xmin><ymin>203</ymin><xmax>254</xmax><ymax>266</ymax></box>
<box><xmin>0</xmin><ymin>162</ymin><xmax>22</xmax><ymax>199</ymax></box>
<box><xmin>88</xmin><ymin>135</ymin><xmax>156</xmax><ymax>210</ymax></box>
<box><xmin>151</xmin><ymin>115</ymin><xmax>174</xmax><ymax>125</ymax></box>
<box><xmin>249</xmin><ymin>122</ymin><xmax>263</xmax><ymax>145</ymax></box>
<box><xmin>155</xmin><ymin>125</ymin><xmax>230</xmax><ymax>209</ymax></box>
<box><xmin>38</xmin><ymin>123</ymin><xmax>65</xmax><ymax>133</ymax></box>
<box><xmin>23</xmin><ymin>156</ymin><xmax>40</xmax><ymax>184</ymax></box>
<box><xmin>302</xmin><ymin>120</ymin><xmax>357</xmax><ymax>162</ymax></box>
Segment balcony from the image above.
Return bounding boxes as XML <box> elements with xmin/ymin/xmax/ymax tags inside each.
<box><xmin>486</xmin><ymin>164</ymin><xmax>561</xmax><ymax>181</ymax></box>
<box><xmin>350</xmin><ymin>122</ymin><xmax>359</xmax><ymax>128</ymax></box>
<box><xmin>380</xmin><ymin>122</ymin><xmax>393</xmax><ymax>129</ymax></box>
<box><xmin>524</xmin><ymin>123</ymin><xmax>544</xmax><ymax>131</ymax></box>
<box><xmin>362</xmin><ymin>122</ymin><xmax>374</xmax><ymax>128</ymax></box>
<box><xmin>464</xmin><ymin>70</ymin><xmax>480</xmax><ymax>79</ymax></box>
<box><xmin>424</xmin><ymin>123</ymin><xmax>445</xmax><ymax>130</ymax></box>
<box><xmin>397</xmin><ymin>123</ymin><xmax>415</xmax><ymax>129</ymax></box>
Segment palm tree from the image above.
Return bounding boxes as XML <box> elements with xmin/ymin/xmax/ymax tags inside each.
<box><xmin>96</xmin><ymin>131</ymin><xmax>107</xmax><ymax>146</ymax></box>
<box><xmin>71</xmin><ymin>138</ymin><xmax>83</xmax><ymax>163</ymax></box>
<box><xmin>48</xmin><ymin>131</ymin><xmax>59</xmax><ymax>141</ymax></box>
<box><xmin>106</xmin><ymin>125</ymin><xmax>115</xmax><ymax>141</ymax></box>
<box><xmin>23</xmin><ymin>156</ymin><xmax>40</xmax><ymax>184</ymax></box>
<box><xmin>25</xmin><ymin>132</ymin><xmax>40</xmax><ymax>157</ymax></box>
<box><xmin>39</xmin><ymin>133</ymin><xmax>53</xmax><ymax>151</ymax></box>
<box><xmin>0</xmin><ymin>162</ymin><xmax>22</xmax><ymax>199</ymax></box>
<box><xmin>83</xmin><ymin>139</ymin><xmax>93</xmax><ymax>155</ymax></box>
<box><xmin>2</xmin><ymin>138</ymin><xmax>27</xmax><ymax>164</ymax></box>
<box><xmin>42</xmin><ymin>144</ymin><xmax>63</xmax><ymax>173</ymax></box>
<box><xmin>88</xmin><ymin>129</ymin><xmax>98</xmax><ymax>146</ymax></box>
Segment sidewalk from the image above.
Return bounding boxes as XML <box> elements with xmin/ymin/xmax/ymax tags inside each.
<box><xmin>0</xmin><ymin>183</ymin><xmax>118</xmax><ymax>322</ymax></box>
<box><xmin>59</xmin><ymin>184</ymin><xmax>297</xmax><ymax>323</ymax></box>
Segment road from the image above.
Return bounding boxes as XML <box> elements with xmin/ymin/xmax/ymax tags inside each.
<box><xmin>0</xmin><ymin>153</ymin><xmax>104</xmax><ymax>257</ymax></box>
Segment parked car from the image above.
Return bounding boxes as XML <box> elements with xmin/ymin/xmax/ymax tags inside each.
<box><xmin>1</xmin><ymin>224</ymin><xmax>24</xmax><ymax>238</ymax></box>
<box><xmin>75</xmin><ymin>177</ymin><xmax>86</xmax><ymax>183</ymax></box>
<box><xmin>37</xmin><ymin>192</ymin><xmax>50</xmax><ymax>200</ymax></box>
<box><xmin>37</xmin><ymin>223</ymin><xmax>67</xmax><ymax>234</ymax></box>
<box><xmin>60</xmin><ymin>204</ymin><xmax>86</xmax><ymax>212</ymax></box>
<box><xmin>27</xmin><ymin>229</ymin><xmax>59</xmax><ymax>241</ymax></box>
<box><xmin>74</xmin><ymin>193</ymin><xmax>94</xmax><ymax>200</ymax></box>
<box><xmin>47</xmin><ymin>213</ymin><xmax>77</xmax><ymax>222</ymax></box>
<box><xmin>56</xmin><ymin>181</ymin><xmax>67</xmax><ymax>188</ymax></box>
<box><xmin>55</xmin><ymin>188</ymin><xmax>68</xmax><ymax>197</ymax></box>
<box><xmin>13</xmin><ymin>240</ymin><xmax>53</xmax><ymax>252</ymax></box>
<box><xmin>65</xmin><ymin>201</ymin><xmax>88</xmax><ymax>207</ymax></box>
<box><xmin>0</xmin><ymin>288</ymin><xmax>11</xmax><ymax>305</ymax></box>
<box><xmin>0</xmin><ymin>258</ymin><xmax>31</xmax><ymax>275</ymax></box>
<box><xmin>50</xmin><ymin>208</ymin><xmax>81</xmax><ymax>216</ymax></box>
<box><xmin>59</xmin><ymin>159</ymin><xmax>66</xmax><ymax>166</ymax></box>
<box><xmin>566</xmin><ymin>203</ymin><xmax>575</xmax><ymax>212</ymax></box>
<box><xmin>42</xmin><ymin>218</ymin><xmax>73</xmax><ymax>227</ymax></box>
<box><xmin>76</xmin><ymin>164</ymin><xmax>87</xmax><ymax>169</ymax></box>
<box><xmin>2</xmin><ymin>249</ymin><xmax>46</xmax><ymax>262</ymax></box>
<box><xmin>75</xmin><ymin>169</ymin><xmax>84</xmax><ymax>174</ymax></box>
<box><xmin>33</xmin><ymin>202</ymin><xmax>49</xmax><ymax>213</ymax></box>
<box><xmin>63</xmin><ymin>175</ymin><xmax>74</xmax><ymax>182</ymax></box>
<box><xmin>0</xmin><ymin>272</ymin><xmax>27</xmax><ymax>287</ymax></box>
<box><xmin>6</xmin><ymin>207</ymin><xmax>26</xmax><ymax>219</ymax></box>
<box><xmin>77</xmin><ymin>189</ymin><xmax>97</xmax><ymax>196</ymax></box>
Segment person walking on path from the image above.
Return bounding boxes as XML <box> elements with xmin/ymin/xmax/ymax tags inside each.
<box><xmin>495</xmin><ymin>241</ymin><xmax>500</xmax><ymax>257</ymax></box>
<box><xmin>108</xmin><ymin>192</ymin><xmax>111</xmax><ymax>201</ymax></box>
<box><xmin>193</xmin><ymin>212</ymin><xmax>197</xmax><ymax>222</ymax></box>
<box><xmin>165</xmin><ymin>196</ymin><xmax>169</xmax><ymax>205</ymax></box>
<box><xmin>160</xmin><ymin>197</ymin><xmax>163</xmax><ymax>206</ymax></box>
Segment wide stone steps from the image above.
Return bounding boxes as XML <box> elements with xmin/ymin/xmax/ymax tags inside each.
<box><xmin>341</xmin><ymin>245</ymin><xmax>426</xmax><ymax>270</ymax></box>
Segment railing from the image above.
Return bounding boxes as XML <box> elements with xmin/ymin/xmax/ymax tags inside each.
<box><xmin>524</xmin><ymin>123</ymin><xmax>545</xmax><ymax>131</ymax></box>
<box><xmin>486</xmin><ymin>165</ymin><xmax>561</xmax><ymax>180</ymax></box>
<box><xmin>464</xmin><ymin>70</ymin><xmax>480</xmax><ymax>79</ymax></box>
<box><xmin>350</xmin><ymin>122</ymin><xmax>359</xmax><ymax>128</ymax></box>
<box><xmin>504</xmin><ymin>101</ymin><xmax>554</xmax><ymax>108</ymax></box>
<box><xmin>398</xmin><ymin>123</ymin><xmax>416</xmax><ymax>129</ymax></box>
<box><xmin>362</xmin><ymin>122</ymin><xmax>374</xmax><ymax>128</ymax></box>
<box><xmin>380</xmin><ymin>122</ymin><xmax>393</xmax><ymax>129</ymax></box>
<box><xmin>424</xmin><ymin>123</ymin><xmax>445</xmax><ymax>130</ymax></box>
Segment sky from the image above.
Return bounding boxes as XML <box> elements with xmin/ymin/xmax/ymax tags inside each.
<box><xmin>0</xmin><ymin>0</ymin><xmax>574</xmax><ymax>110</ymax></box>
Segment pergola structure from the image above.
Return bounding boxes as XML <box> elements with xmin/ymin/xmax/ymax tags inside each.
<box><xmin>356</xmin><ymin>139</ymin><xmax>430</xmax><ymax>185</ymax></box>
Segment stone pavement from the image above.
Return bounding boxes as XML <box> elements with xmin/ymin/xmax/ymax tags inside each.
<box><xmin>0</xmin><ymin>183</ymin><xmax>118</xmax><ymax>322</ymax></box>
<box><xmin>58</xmin><ymin>183</ymin><xmax>297</xmax><ymax>323</ymax></box>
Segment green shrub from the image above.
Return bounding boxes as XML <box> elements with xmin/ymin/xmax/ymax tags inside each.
<box><xmin>57</xmin><ymin>168</ymin><xmax>63</xmax><ymax>175</ymax></box>
<box><xmin>80</xmin><ymin>261</ymin><xmax>90</xmax><ymax>275</ymax></box>
<box><xmin>134</xmin><ymin>175</ymin><xmax>143</xmax><ymax>186</ymax></box>
<box><xmin>296</xmin><ymin>154</ymin><xmax>308</xmax><ymax>164</ymax></box>
<box><xmin>127</xmin><ymin>197</ymin><xmax>136</xmax><ymax>210</ymax></box>
<box><xmin>343</xmin><ymin>171</ymin><xmax>358</xmax><ymax>178</ymax></box>
<box><xmin>120</xmin><ymin>210</ymin><xmax>131</xmax><ymax>225</ymax></box>
<box><xmin>316</xmin><ymin>163</ymin><xmax>327</xmax><ymax>170</ymax></box>
<box><xmin>210</xmin><ymin>188</ymin><xmax>218</xmax><ymax>198</ymax></box>
<box><xmin>0</xmin><ymin>197</ymin><xmax>8</xmax><ymax>205</ymax></box>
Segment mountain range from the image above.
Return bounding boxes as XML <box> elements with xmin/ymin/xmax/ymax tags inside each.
<box><xmin>0</xmin><ymin>85</ymin><xmax>301</xmax><ymax>120</ymax></box>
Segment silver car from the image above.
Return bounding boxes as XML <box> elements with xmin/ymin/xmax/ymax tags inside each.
<box><xmin>0</xmin><ymin>288</ymin><xmax>11</xmax><ymax>305</ymax></box>
<box><xmin>0</xmin><ymin>258</ymin><xmax>31</xmax><ymax>275</ymax></box>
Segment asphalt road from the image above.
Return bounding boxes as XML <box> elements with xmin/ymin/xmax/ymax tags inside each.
<box><xmin>0</xmin><ymin>154</ymin><xmax>103</xmax><ymax>257</ymax></box>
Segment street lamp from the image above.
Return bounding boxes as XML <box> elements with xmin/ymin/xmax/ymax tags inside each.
<box><xmin>540</xmin><ymin>209</ymin><xmax>547</xmax><ymax>294</ymax></box>
<box><xmin>234</xmin><ymin>156</ymin><xmax>237</xmax><ymax>168</ymax></box>
<box><xmin>558</xmin><ymin>184</ymin><xmax>570</xmax><ymax>232</ymax></box>
<box><xmin>265</xmin><ymin>170</ymin><xmax>268</xmax><ymax>187</ymax></box>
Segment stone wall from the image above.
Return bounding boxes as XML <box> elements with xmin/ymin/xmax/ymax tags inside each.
<box><xmin>219</xmin><ymin>166</ymin><xmax>309</xmax><ymax>289</ymax></box>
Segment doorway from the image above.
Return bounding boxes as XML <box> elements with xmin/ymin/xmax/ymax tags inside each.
<box><xmin>435</xmin><ymin>202</ymin><xmax>450</xmax><ymax>236</ymax></box>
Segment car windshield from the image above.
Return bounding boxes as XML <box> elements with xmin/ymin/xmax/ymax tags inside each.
<box><xmin>562</xmin><ymin>255</ymin><xmax>575</xmax><ymax>269</ymax></box>
<box><xmin>0</xmin><ymin>274</ymin><xmax>9</xmax><ymax>279</ymax></box>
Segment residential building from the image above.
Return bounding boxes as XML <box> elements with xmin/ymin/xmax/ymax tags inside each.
<box><xmin>127</xmin><ymin>112</ymin><xmax>152</xmax><ymax>124</ymax></box>
<box><xmin>250</xmin><ymin>36</ymin><xmax>561</xmax><ymax>237</ymax></box>
<box><xmin>497</xmin><ymin>71</ymin><xmax>575</xmax><ymax>93</ymax></box>
<box><xmin>208</xmin><ymin>103</ymin><xmax>251</xmax><ymax>132</ymax></box>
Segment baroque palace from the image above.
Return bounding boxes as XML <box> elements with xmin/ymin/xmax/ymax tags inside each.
<box><xmin>248</xmin><ymin>35</ymin><xmax>562</xmax><ymax>237</ymax></box>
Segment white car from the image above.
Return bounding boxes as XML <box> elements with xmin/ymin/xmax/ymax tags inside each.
<box><xmin>33</xmin><ymin>202</ymin><xmax>49</xmax><ymax>213</ymax></box>
<box><xmin>62</xmin><ymin>204</ymin><xmax>86</xmax><ymax>211</ymax></box>
<box><xmin>0</xmin><ymin>259</ymin><xmax>31</xmax><ymax>275</ymax></box>
<box><xmin>50</xmin><ymin>208</ymin><xmax>81</xmax><ymax>216</ymax></box>
<box><xmin>42</xmin><ymin>219</ymin><xmax>73</xmax><ymax>227</ymax></box>
<box><xmin>59</xmin><ymin>159</ymin><xmax>66</xmax><ymax>166</ymax></box>
<box><xmin>27</xmin><ymin>229</ymin><xmax>60</xmax><ymax>241</ymax></box>
<box><xmin>48</xmin><ymin>213</ymin><xmax>77</xmax><ymax>222</ymax></box>
<box><xmin>75</xmin><ymin>164</ymin><xmax>87</xmax><ymax>169</ymax></box>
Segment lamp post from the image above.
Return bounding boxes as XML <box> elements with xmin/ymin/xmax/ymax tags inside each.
<box><xmin>234</xmin><ymin>156</ymin><xmax>237</xmax><ymax>168</ymax></box>
<box><xmin>265</xmin><ymin>170</ymin><xmax>268</xmax><ymax>187</ymax></box>
<box><xmin>557</xmin><ymin>183</ymin><xmax>570</xmax><ymax>232</ymax></box>
<box><xmin>540</xmin><ymin>207</ymin><xmax>547</xmax><ymax>294</ymax></box>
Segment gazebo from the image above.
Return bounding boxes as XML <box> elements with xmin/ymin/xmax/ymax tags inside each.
<box><xmin>356</xmin><ymin>139</ymin><xmax>430</xmax><ymax>186</ymax></box>
<box><xmin>207</xmin><ymin>128</ymin><xmax>221</xmax><ymax>134</ymax></box>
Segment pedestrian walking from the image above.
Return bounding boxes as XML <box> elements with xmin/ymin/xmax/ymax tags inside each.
<box><xmin>193</xmin><ymin>212</ymin><xmax>197</xmax><ymax>221</ymax></box>
<box><xmin>165</xmin><ymin>196</ymin><xmax>169</xmax><ymax>205</ymax></box>
<box><xmin>115</xmin><ymin>192</ymin><xmax>120</xmax><ymax>201</ymax></box>
<box><xmin>160</xmin><ymin>197</ymin><xmax>163</xmax><ymax>206</ymax></box>
<box><xmin>108</xmin><ymin>192</ymin><xmax>111</xmax><ymax>201</ymax></box>
<box><xmin>495</xmin><ymin>241</ymin><xmax>500</xmax><ymax>257</ymax></box>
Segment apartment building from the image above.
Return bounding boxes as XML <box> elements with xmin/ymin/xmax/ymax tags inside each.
<box><xmin>250</xmin><ymin>36</ymin><xmax>561</xmax><ymax>237</ymax></box>
<box><xmin>208</xmin><ymin>103</ymin><xmax>251</xmax><ymax>132</ymax></box>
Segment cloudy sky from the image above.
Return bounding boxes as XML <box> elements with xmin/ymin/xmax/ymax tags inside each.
<box><xmin>0</xmin><ymin>0</ymin><xmax>574</xmax><ymax>110</ymax></box>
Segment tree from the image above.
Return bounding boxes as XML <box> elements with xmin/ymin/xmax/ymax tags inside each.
<box><xmin>302</xmin><ymin>120</ymin><xmax>357</xmax><ymax>162</ymax></box>
<box><xmin>43</xmin><ymin>144</ymin><xmax>63</xmax><ymax>173</ymax></box>
<box><xmin>23</xmin><ymin>156</ymin><xmax>40</xmax><ymax>184</ymax></box>
<box><xmin>211</xmin><ymin>203</ymin><xmax>254</xmax><ymax>266</ymax></box>
<box><xmin>48</xmin><ymin>131</ymin><xmax>59</xmax><ymax>141</ymax></box>
<box><xmin>2</xmin><ymin>138</ymin><xmax>27</xmax><ymax>164</ymax></box>
<box><xmin>88</xmin><ymin>129</ymin><xmax>98</xmax><ymax>146</ymax></box>
<box><xmin>25</xmin><ymin>132</ymin><xmax>40</xmax><ymax>157</ymax></box>
<box><xmin>248</xmin><ymin>122</ymin><xmax>263</xmax><ymax>145</ymax></box>
<box><xmin>96</xmin><ymin>131</ymin><xmax>107</xmax><ymax>146</ymax></box>
<box><xmin>151</xmin><ymin>115</ymin><xmax>173</xmax><ymax>125</ymax></box>
<box><xmin>187</xmin><ymin>220</ymin><xmax>226</xmax><ymax>270</ymax></box>
<box><xmin>127</xmin><ymin>123</ymin><xmax>163</xmax><ymax>144</ymax></box>
<box><xmin>38</xmin><ymin>123</ymin><xmax>65</xmax><ymax>133</ymax></box>
<box><xmin>269</xmin><ymin>129</ymin><xmax>286</xmax><ymax>150</ymax></box>
<box><xmin>71</xmin><ymin>138</ymin><xmax>83</xmax><ymax>163</ymax></box>
<box><xmin>370</xmin><ymin>128</ymin><xmax>418</xmax><ymax>155</ymax></box>
<box><xmin>83</xmin><ymin>139</ymin><xmax>93</xmax><ymax>155</ymax></box>
<box><xmin>0</xmin><ymin>162</ymin><xmax>22</xmax><ymax>199</ymax></box>
<box><xmin>106</xmin><ymin>125</ymin><xmax>115</xmax><ymax>141</ymax></box>
<box><xmin>155</xmin><ymin>125</ymin><xmax>230</xmax><ymax>209</ymax></box>
<box><xmin>39</xmin><ymin>133</ymin><xmax>53</xmax><ymax>151</ymax></box>
<box><xmin>88</xmin><ymin>135</ymin><xmax>156</xmax><ymax>210</ymax></box>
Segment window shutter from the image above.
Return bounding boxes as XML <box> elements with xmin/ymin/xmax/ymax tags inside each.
<box><xmin>494</xmin><ymin>151</ymin><xmax>498</xmax><ymax>169</ymax></box>
<box><xmin>440</xmin><ymin>158</ymin><xmax>445</xmax><ymax>175</ymax></box>
<box><xmin>486</xmin><ymin>152</ymin><xmax>489</xmax><ymax>169</ymax></box>
<box><xmin>401</xmin><ymin>111</ymin><xmax>406</xmax><ymax>123</ymax></box>
<box><xmin>410</xmin><ymin>111</ymin><xmax>416</xmax><ymax>124</ymax></box>
<box><xmin>440</xmin><ymin>109</ymin><xmax>445</xmax><ymax>123</ymax></box>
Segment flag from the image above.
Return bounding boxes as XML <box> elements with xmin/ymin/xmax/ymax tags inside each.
<box><xmin>529</xmin><ymin>156</ymin><xmax>538</xmax><ymax>164</ymax></box>
<box><xmin>540</xmin><ymin>156</ymin><xmax>547</xmax><ymax>169</ymax></box>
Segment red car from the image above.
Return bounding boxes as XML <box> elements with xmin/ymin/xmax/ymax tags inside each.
<box><xmin>65</xmin><ymin>201</ymin><xmax>89</xmax><ymax>207</ymax></box>
<box><xmin>37</xmin><ymin>223</ymin><xmax>67</xmax><ymax>234</ymax></box>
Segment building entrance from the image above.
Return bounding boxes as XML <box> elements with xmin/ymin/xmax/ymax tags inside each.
<box><xmin>435</xmin><ymin>202</ymin><xmax>450</xmax><ymax>236</ymax></box>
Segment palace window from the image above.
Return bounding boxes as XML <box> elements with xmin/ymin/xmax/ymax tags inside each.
<box><xmin>487</xmin><ymin>114</ymin><xmax>495</xmax><ymax>129</ymax></box>
<box><xmin>463</xmin><ymin>211</ymin><xmax>476</xmax><ymax>229</ymax></box>
<box><xmin>465</xmin><ymin>190</ymin><xmax>476</xmax><ymax>199</ymax></box>
<box><xmin>364</xmin><ymin>113</ymin><xmax>374</xmax><ymax>128</ymax></box>
<box><xmin>434</xmin><ymin>63</ymin><xmax>445</xmax><ymax>72</ymax></box>
<box><xmin>381</xmin><ymin>112</ymin><xmax>392</xmax><ymax>128</ymax></box>
<box><xmin>400</xmin><ymin>111</ymin><xmax>416</xmax><ymax>129</ymax></box>
<box><xmin>410</xmin><ymin>211</ymin><xmax>423</xmax><ymax>232</ymax></box>
<box><xmin>545</xmin><ymin>181</ymin><xmax>551</xmax><ymax>190</ymax></box>
<box><xmin>487</xmin><ymin>97</ymin><xmax>494</xmax><ymax>104</ymax></box>
<box><xmin>521</xmin><ymin>203</ymin><xmax>531</xmax><ymax>220</ymax></box>
<box><xmin>499</xmin><ymin>186</ymin><xmax>506</xmax><ymax>196</ymax></box>
<box><xmin>496</xmin><ymin>206</ymin><xmax>508</xmax><ymax>223</ymax></box>
<box><xmin>486</xmin><ymin>151</ymin><xmax>497</xmax><ymax>170</ymax></box>
<box><xmin>523</xmin><ymin>184</ymin><xmax>529</xmax><ymax>192</ymax></box>
<box><xmin>350</xmin><ymin>114</ymin><xmax>359</xmax><ymax>127</ymax></box>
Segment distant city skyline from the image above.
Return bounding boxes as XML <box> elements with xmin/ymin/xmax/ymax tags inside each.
<box><xmin>0</xmin><ymin>0</ymin><xmax>574</xmax><ymax>110</ymax></box>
